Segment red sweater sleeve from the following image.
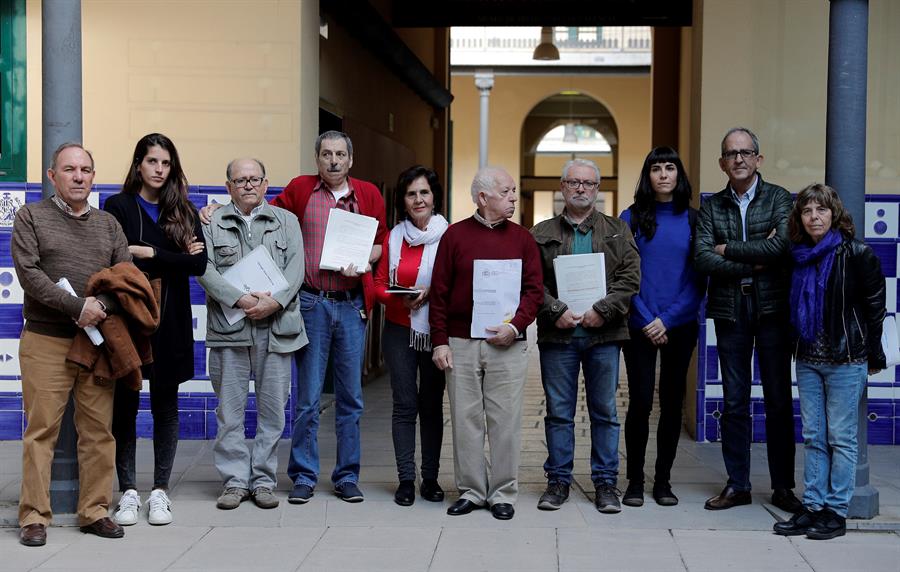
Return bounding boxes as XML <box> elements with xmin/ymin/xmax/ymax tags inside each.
<box><xmin>373</xmin><ymin>233</ymin><xmax>391</xmax><ymax>305</ymax></box>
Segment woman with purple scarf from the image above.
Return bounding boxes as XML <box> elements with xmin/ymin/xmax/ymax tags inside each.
<box><xmin>773</xmin><ymin>183</ymin><xmax>886</xmax><ymax>541</ymax></box>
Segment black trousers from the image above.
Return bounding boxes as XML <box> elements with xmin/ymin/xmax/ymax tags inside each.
<box><xmin>381</xmin><ymin>321</ymin><xmax>446</xmax><ymax>482</ymax></box>
<box><xmin>713</xmin><ymin>296</ymin><xmax>796</xmax><ymax>491</ymax></box>
<box><xmin>622</xmin><ymin>321</ymin><xmax>698</xmax><ymax>484</ymax></box>
<box><xmin>112</xmin><ymin>376</ymin><xmax>180</xmax><ymax>491</ymax></box>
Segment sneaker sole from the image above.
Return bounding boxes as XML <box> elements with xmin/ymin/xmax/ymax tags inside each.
<box><xmin>337</xmin><ymin>495</ymin><xmax>364</xmax><ymax>503</ymax></box>
<box><xmin>148</xmin><ymin>516</ymin><xmax>173</xmax><ymax>525</ymax></box>
<box><xmin>622</xmin><ymin>497</ymin><xmax>644</xmax><ymax>507</ymax></box>
<box><xmin>287</xmin><ymin>496</ymin><xmax>312</xmax><ymax>504</ymax></box>
<box><xmin>596</xmin><ymin>504</ymin><xmax>622</xmax><ymax>513</ymax></box>
<box><xmin>537</xmin><ymin>500</ymin><xmax>564</xmax><ymax>510</ymax></box>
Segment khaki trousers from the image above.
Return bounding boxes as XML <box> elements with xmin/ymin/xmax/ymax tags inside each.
<box><xmin>19</xmin><ymin>330</ymin><xmax>116</xmax><ymax>527</ymax></box>
<box><xmin>447</xmin><ymin>338</ymin><xmax>529</xmax><ymax>505</ymax></box>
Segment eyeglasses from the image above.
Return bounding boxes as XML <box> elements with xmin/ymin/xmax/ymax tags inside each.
<box><xmin>230</xmin><ymin>177</ymin><xmax>265</xmax><ymax>188</ymax></box>
<box><xmin>563</xmin><ymin>179</ymin><xmax>599</xmax><ymax>191</ymax></box>
<box><xmin>722</xmin><ymin>149</ymin><xmax>757</xmax><ymax>161</ymax></box>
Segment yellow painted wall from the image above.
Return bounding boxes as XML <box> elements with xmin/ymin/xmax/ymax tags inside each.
<box><xmin>27</xmin><ymin>0</ymin><xmax>314</xmax><ymax>187</ymax></box>
<box><xmin>694</xmin><ymin>0</ymin><xmax>900</xmax><ymax>197</ymax></box>
<box><xmin>533</xmin><ymin>154</ymin><xmax>613</xmax><ymax>179</ymax></box>
<box><xmin>449</xmin><ymin>73</ymin><xmax>651</xmax><ymax>223</ymax></box>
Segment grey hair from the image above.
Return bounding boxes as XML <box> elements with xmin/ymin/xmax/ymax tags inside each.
<box><xmin>470</xmin><ymin>166</ymin><xmax>508</xmax><ymax>203</ymax></box>
<box><xmin>315</xmin><ymin>130</ymin><xmax>354</xmax><ymax>157</ymax></box>
<box><xmin>226</xmin><ymin>158</ymin><xmax>267</xmax><ymax>181</ymax></box>
<box><xmin>49</xmin><ymin>142</ymin><xmax>94</xmax><ymax>170</ymax></box>
<box><xmin>721</xmin><ymin>127</ymin><xmax>760</xmax><ymax>155</ymax></box>
<box><xmin>561</xmin><ymin>158</ymin><xmax>601</xmax><ymax>182</ymax></box>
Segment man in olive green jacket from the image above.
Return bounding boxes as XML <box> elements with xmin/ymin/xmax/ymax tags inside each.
<box><xmin>694</xmin><ymin>127</ymin><xmax>800</xmax><ymax>514</ymax></box>
<box><xmin>530</xmin><ymin>159</ymin><xmax>640</xmax><ymax>514</ymax></box>
<box><xmin>199</xmin><ymin>158</ymin><xmax>307</xmax><ymax>511</ymax></box>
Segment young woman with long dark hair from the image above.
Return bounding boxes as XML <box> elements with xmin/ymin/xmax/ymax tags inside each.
<box><xmin>619</xmin><ymin>146</ymin><xmax>705</xmax><ymax>507</ymax></box>
<box><xmin>103</xmin><ymin>133</ymin><xmax>206</xmax><ymax>526</ymax></box>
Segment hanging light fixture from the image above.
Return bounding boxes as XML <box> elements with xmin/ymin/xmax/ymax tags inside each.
<box><xmin>532</xmin><ymin>27</ymin><xmax>560</xmax><ymax>61</ymax></box>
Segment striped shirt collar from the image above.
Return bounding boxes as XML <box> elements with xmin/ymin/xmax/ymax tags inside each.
<box><xmin>51</xmin><ymin>194</ymin><xmax>91</xmax><ymax>217</ymax></box>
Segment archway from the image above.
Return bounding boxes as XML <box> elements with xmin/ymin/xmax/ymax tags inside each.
<box><xmin>518</xmin><ymin>92</ymin><xmax>619</xmax><ymax>227</ymax></box>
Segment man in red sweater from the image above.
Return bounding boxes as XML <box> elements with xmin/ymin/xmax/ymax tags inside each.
<box><xmin>429</xmin><ymin>166</ymin><xmax>543</xmax><ymax>521</ymax></box>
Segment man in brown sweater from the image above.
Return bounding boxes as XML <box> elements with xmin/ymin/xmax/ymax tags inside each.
<box><xmin>11</xmin><ymin>143</ymin><xmax>132</xmax><ymax>546</ymax></box>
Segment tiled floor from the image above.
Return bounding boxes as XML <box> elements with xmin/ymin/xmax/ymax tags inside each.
<box><xmin>1</xmin><ymin>337</ymin><xmax>898</xmax><ymax>571</ymax></box>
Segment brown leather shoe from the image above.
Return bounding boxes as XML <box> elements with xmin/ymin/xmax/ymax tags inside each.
<box><xmin>79</xmin><ymin>516</ymin><xmax>125</xmax><ymax>539</ymax></box>
<box><xmin>704</xmin><ymin>485</ymin><xmax>752</xmax><ymax>510</ymax></box>
<box><xmin>19</xmin><ymin>523</ymin><xmax>47</xmax><ymax>547</ymax></box>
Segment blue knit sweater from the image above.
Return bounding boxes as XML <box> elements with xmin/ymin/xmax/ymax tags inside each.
<box><xmin>620</xmin><ymin>201</ymin><xmax>705</xmax><ymax>330</ymax></box>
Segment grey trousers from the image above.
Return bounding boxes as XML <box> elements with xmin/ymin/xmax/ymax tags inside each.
<box><xmin>208</xmin><ymin>324</ymin><xmax>291</xmax><ymax>490</ymax></box>
<box><xmin>447</xmin><ymin>337</ymin><xmax>529</xmax><ymax>506</ymax></box>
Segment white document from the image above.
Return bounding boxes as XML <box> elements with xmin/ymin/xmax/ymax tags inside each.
<box><xmin>220</xmin><ymin>245</ymin><xmax>289</xmax><ymax>325</ymax></box>
<box><xmin>471</xmin><ymin>259</ymin><xmax>522</xmax><ymax>339</ymax></box>
<box><xmin>56</xmin><ymin>278</ymin><xmax>104</xmax><ymax>345</ymax></box>
<box><xmin>553</xmin><ymin>253</ymin><xmax>606</xmax><ymax>316</ymax></box>
<box><xmin>319</xmin><ymin>208</ymin><xmax>378</xmax><ymax>272</ymax></box>
<box><xmin>881</xmin><ymin>315</ymin><xmax>900</xmax><ymax>367</ymax></box>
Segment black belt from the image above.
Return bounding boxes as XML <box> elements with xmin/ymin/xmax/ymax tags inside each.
<box><xmin>301</xmin><ymin>283</ymin><xmax>358</xmax><ymax>301</ymax></box>
<box><xmin>740</xmin><ymin>283</ymin><xmax>753</xmax><ymax>296</ymax></box>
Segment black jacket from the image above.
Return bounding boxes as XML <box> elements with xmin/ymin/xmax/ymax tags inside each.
<box><xmin>812</xmin><ymin>237</ymin><xmax>887</xmax><ymax>369</ymax></box>
<box><xmin>693</xmin><ymin>175</ymin><xmax>793</xmax><ymax>320</ymax></box>
<box><xmin>103</xmin><ymin>192</ymin><xmax>206</xmax><ymax>385</ymax></box>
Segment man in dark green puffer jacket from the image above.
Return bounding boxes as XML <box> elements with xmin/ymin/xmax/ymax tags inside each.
<box><xmin>694</xmin><ymin>127</ymin><xmax>801</xmax><ymax>514</ymax></box>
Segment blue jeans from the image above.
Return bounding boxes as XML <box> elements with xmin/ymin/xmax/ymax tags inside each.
<box><xmin>796</xmin><ymin>361</ymin><xmax>867</xmax><ymax>518</ymax></box>
<box><xmin>714</xmin><ymin>296</ymin><xmax>796</xmax><ymax>492</ymax></box>
<box><xmin>538</xmin><ymin>339</ymin><xmax>620</xmax><ymax>486</ymax></box>
<box><xmin>288</xmin><ymin>290</ymin><xmax>366</xmax><ymax>488</ymax></box>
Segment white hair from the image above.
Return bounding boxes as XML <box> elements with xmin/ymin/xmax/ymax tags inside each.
<box><xmin>561</xmin><ymin>158</ymin><xmax>601</xmax><ymax>182</ymax></box>
<box><xmin>470</xmin><ymin>166</ymin><xmax>508</xmax><ymax>203</ymax></box>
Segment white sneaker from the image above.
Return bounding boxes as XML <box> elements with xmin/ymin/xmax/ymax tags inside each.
<box><xmin>113</xmin><ymin>489</ymin><xmax>141</xmax><ymax>526</ymax></box>
<box><xmin>147</xmin><ymin>489</ymin><xmax>173</xmax><ymax>525</ymax></box>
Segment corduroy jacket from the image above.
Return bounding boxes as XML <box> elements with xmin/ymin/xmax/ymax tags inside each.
<box><xmin>531</xmin><ymin>209</ymin><xmax>641</xmax><ymax>345</ymax></box>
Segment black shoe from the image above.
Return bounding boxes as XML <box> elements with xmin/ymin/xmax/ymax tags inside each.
<box><xmin>594</xmin><ymin>483</ymin><xmax>622</xmax><ymax>513</ymax></box>
<box><xmin>335</xmin><ymin>482</ymin><xmax>365</xmax><ymax>503</ymax></box>
<box><xmin>771</xmin><ymin>488</ymin><xmax>803</xmax><ymax>514</ymax></box>
<box><xmin>652</xmin><ymin>482</ymin><xmax>679</xmax><ymax>506</ymax></box>
<box><xmin>420</xmin><ymin>479</ymin><xmax>445</xmax><ymax>502</ymax></box>
<box><xmin>806</xmin><ymin>508</ymin><xmax>846</xmax><ymax>540</ymax></box>
<box><xmin>704</xmin><ymin>485</ymin><xmax>752</xmax><ymax>510</ymax></box>
<box><xmin>773</xmin><ymin>508</ymin><xmax>819</xmax><ymax>536</ymax></box>
<box><xmin>79</xmin><ymin>517</ymin><xmax>125</xmax><ymax>539</ymax></box>
<box><xmin>622</xmin><ymin>481</ymin><xmax>644</xmax><ymax>507</ymax></box>
<box><xmin>490</xmin><ymin>503</ymin><xmax>515</xmax><ymax>520</ymax></box>
<box><xmin>447</xmin><ymin>498</ymin><xmax>483</xmax><ymax>516</ymax></box>
<box><xmin>538</xmin><ymin>482</ymin><xmax>570</xmax><ymax>511</ymax></box>
<box><xmin>394</xmin><ymin>480</ymin><xmax>415</xmax><ymax>506</ymax></box>
<box><xmin>288</xmin><ymin>483</ymin><xmax>314</xmax><ymax>504</ymax></box>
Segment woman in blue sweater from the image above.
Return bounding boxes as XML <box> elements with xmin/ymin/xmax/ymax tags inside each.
<box><xmin>619</xmin><ymin>147</ymin><xmax>705</xmax><ymax>507</ymax></box>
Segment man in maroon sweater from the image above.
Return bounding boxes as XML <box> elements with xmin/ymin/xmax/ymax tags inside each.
<box><xmin>429</xmin><ymin>166</ymin><xmax>543</xmax><ymax>520</ymax></box>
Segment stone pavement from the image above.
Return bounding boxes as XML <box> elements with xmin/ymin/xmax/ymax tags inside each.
<box><xmin>1</xmin><ymin>340</ymin><xmax>899</xmax><ymax>571</ymax></box>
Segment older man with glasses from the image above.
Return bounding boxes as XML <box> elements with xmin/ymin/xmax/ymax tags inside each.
<box><xmin>530</xmin><ymin>159</ymin><xmax>641</xmax><ymax>514</ymax></box>
<box><xmin>694</xmin><ymin>127</ymin><xmax>801</xmax><ymax>513</ymax></box>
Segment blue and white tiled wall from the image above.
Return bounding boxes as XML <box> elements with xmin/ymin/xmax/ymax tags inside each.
<box><xmin>0</xmin><ymin>183</ymin><xmax>300</xmax><ymax>440</ymax></box>
<box><xmin>696</xmin><ymin>194</ymin><xmax>900</xmax><ymax>445</ymax></box>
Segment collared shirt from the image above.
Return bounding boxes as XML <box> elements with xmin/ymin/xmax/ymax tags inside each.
<box><xmin>233</xmin><ymin>201</ymin><xmax>265</xmax><ymax>227</ymax></box>
<box><xmin>302</xmin><ymin>178</ymin><xmax>362</xmax><ymax>291</ymax></box>
<box><xmin>729</xmin><ymin>175</ymin><xmax>758</xmax><ymax>286</ymax></box>
<box><xmin>565</xmin><ymin>212</ymin><xmax>593</xmax><ymax>338</ymax></box>
<box><xmin>52</xmin><ymin>194</ymin><xmax>91</xmax><ymax>217</ymax></box>
<box><xmin>729</xmin><ymin>174</ymin><xmax>759</xmax><ymax>242</ymax></box>
<box><xmin>473</xmin><ymin>209</ymin><xmax>505</xmax><ymax>229</ymax></box>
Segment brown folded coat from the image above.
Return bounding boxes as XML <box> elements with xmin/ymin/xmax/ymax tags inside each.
<box><xmin>66</xmin><ymin>262</ymin><xmax>161</xmax><ymax>390</ymax></box>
